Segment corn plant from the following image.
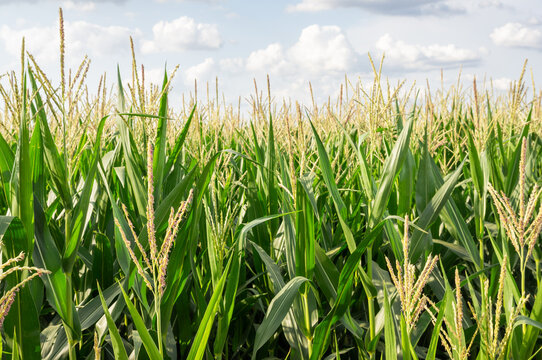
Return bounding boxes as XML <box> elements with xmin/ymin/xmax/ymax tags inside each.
<box><xmin>0</xmin><ymin>10</ymin><xmax>542</xmax><ymax>359</ymax></box>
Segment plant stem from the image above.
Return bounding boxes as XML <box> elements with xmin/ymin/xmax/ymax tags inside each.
<box><xmin>65</xmin><ymin>274</ymin><xmax>76</xmax><ymax>360</ymax></box>
<box><xmin>536</xmin><ymin>259</ymin><xmax>540</xmax><ymax>290</ymax></box>
<box><xmin>367</xmin><ymin>247</ymin><xmax>375</xmax><ymax>350</ymax></box>
<box><xmin>521</xmin><ymin>248</ymin><xmax>526</xmax><ymax>334</ymax></box>
<box><xmin>479</xmin><ymin>237</ymin><xmax>484</xmax><ymax>272</ymax></box>
<box><xmin>154</xmin><ymin>278</ymin><xmax>163</xmax><ymax>356</ymax></box>
<box><xmin>64</xmin><ymin>209</ymin><xmax>77</xmax><ymax>360</ymax></box>
<box><xmin>157</xmin><ymin>299</ymin><xmax>163</xmax><ymax>356</ymax></box>
<box><xmin>302</xmin><ymin>289</ymin><xmax>313</xmax><ymax>358</ymax></box>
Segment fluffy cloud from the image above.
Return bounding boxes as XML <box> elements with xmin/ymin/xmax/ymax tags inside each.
<box><xmin>184</xmin><ymin>24</ymin><xmax>357</xmax><ymax>85</ymax></box>
<box><xmin>154</xmin><ymin>0</ymin><xmax>221</xmax><ymax>3</ymax></box>
<box><xmin>490</xmin><ymin>22</ymin><xmax>542</xmax><ymax>49</ymax></box>
<box><xmin>141</xmin><ymin>16</ymin><xmax>222</xmax><ymax>53</ymax></box>
<box><xmin>0</xmin><ymin>0</ymin><xmax>124</xmax><ymax>4</ymax></box>
<box><xmin>62</xmin><ymin>0</ymin><xmax>97</xmax><ymax>11</ymax></box>
<box><xmin>0</xmin><ymin>21</ymin><xmax>136</xmax><ymax>65</ymax></box>
<box><xmin>182</xmin><ymin>24</ymin><xmax>358</xmax><ymax>104</ymax></box>
<box><xmin>492</xmin><ymin>77</ymin><xmax>512</xmax><ymax>91</ymax></box>
<box><xmin>185</xmin><ymin>57</ymin><xmax>217</xmax><ymax>82</ymax></box>
<box><xmin>0</xmin><ymin>25</ymin><xmax>58</xmax><ymax>62</ymax></box>
<box><xmin>246</xmin><ymin>43</ymin><xmax>288</xmax><ymax>74</ymax></box>
<box><xmin>375</xmin><ymin>34</ymin><xmax>481</xmax><ymax>70</ymax></box>
<box><xmin>286</xmin><ymin>0</ymin><xmax>464</xmax><ymax>15</ymax></box>
<box><xmin>289</xmin><ymin>25</ymin><xmax>356</xmax><ymax>73</ymax></box>
<box><xmin>218</xmin><ymin>57</ymin><xmax>244</xmax><ymax>73</ymax></box>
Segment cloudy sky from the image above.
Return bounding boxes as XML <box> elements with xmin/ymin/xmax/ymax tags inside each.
<box><xmin>0</xmin><ymin>0</ymin><xmax>540</xmax><ymax>105</ymax></box>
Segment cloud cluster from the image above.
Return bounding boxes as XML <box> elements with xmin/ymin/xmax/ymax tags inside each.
<box><xmin>185</xmin><ymin>25</ymin><xmax>357</xmax><ymax>81</ymax></box>
<box><xmin>0</xmin><ymin>21</ymin><xmax>136</xmax><ymax>64</ymax></box>
<box><xmin>155</xmin><ymin>0</ymin><xmax>221</xmax><ymax>3</ymax></box>
<box><xmin>375</xmin><ymin>34</ymin><xmax>481</xmax><ymax>70</ymax></box>
<box><xmin>180</xmin><ymin>24</ymin><xmax>359</xmax><ymax>103</ymax></box>
<box><xmin>62</xmin><ymin>0</ymin><xmax>97</xmax><ymax>11</ymax></box>
<box><xmin>0</xmin><ymin>15</ymin><xmax>223</xmax><ymax>70</ymax></box>
<box><xmin>289</xmin><ymin>25</ymin><xmax>356</xmax><ymax>73</ymax></box>
<box><xmin>286</xmin><ymin>0</ymin><xmax>464</xmax><ymax>15</ymax></box>
<box><xmin>490</xmin><ymin>22</ymin><xmax>542</xmax><ymax>49</ymax></box>
<box><xmin>141</xmin><ymin>16</ymin><xmax>222</xmax><ymax>53</ymax></box>
<box><xmin>0</xmin><ymin>0</ymin><xmax>125</xmax><ymax>4</ymax></box>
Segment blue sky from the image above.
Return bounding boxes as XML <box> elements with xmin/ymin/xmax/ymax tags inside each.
<box><xmin>0</xmin><ymin>0</ymin><xmax>540</xmax><ymax>105</ymax></box>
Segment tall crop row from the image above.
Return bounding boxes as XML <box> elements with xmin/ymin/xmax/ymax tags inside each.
<box><xmin>0</xmin><ymin>31</ymin><xmax>542</xmax><ymax>359</ymax></box>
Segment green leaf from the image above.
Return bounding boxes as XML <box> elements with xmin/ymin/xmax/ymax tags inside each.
<box><xmin>252</xmin><ymin>277</ymin><xmax>309</xmax><ymax>360</ymax></box>
<box><xmin>115</xmin><ymin>68</ymin><xmax>147</xmax><ymax>217</ymax></box>
<box><xmin>152</xmin><ymin>69</ymin><xmax>169</xmax><ymax>203</ymax></box>
<box><xmin>333</xmin><ymin>117</ymin><xmax>374</xmax><ymax>201</ymax></box>
<box><xmin>505</xmin><ymin>120</ymin><xmax>530</xmax><ymax>194</ymax></box>
<box><xmin>120</xmin><ymin>284</ymin><xmax>162</xmax><ymax>360</ymax></box>
<box><xmin>514</xmin><ymin>316</ymin><xmax>542</xmax><ymax>331</ymax></box>
<box><xmin>97</xmin><ymin>283</ymin><xmax>129</xmax><ymax>360</ymax></box>
<box><xmin>64</xmin><ymin>115</ymin><xmax>107</xmax><ymax>272</ymax></box>
<box><xmin>310</xmin><ymin>225</ymin><xmax>382</xmax><ymax>360</ymax></box>
<box><xmin>314</xmin><ymin>243</ymin><xmax>339</xmax><ymax>303</ymax></box>
<box><xmin>214</xmin><ymin>212</ymin><xmax>291</xmax><ymax>357</ymax></box>
<box><xmin>29</xmin><ymin>113</ymin><xmax>45</xmax><ymax>206</ymax></box>
<box><xmin>370</xmin><ymin>119</ymin><xmax>413</xmax><ymax>228</ymax></box>
<box><xmin>426</xmin><ymin>292</ymin><xmax>449</xmax><ymax>360</ymax></box>
<box><xmin>309</xmin><ymin>117</ymin><xmax>377</xmax><ymax>306</ymax></box>
<box><xmin>250</xmin><ymin>240</ymin><xmax>285</xmax><ymax>291</ymax></box>
<box><xmin>419</xmin><ymin>142</ymin><xmax>480</xmax><ymax>267</ymax></box>
<box><xmin>28</xmin><ymin>69</ymin><xmax>72</xmax><ymax>210</ymax></box>
<box><xmin>188</xmin><ymin>256</ymin><xmax>232</xmax><ymax>360</ymax></box>
<box><xmin>397</xmin><ymin>149</ymin><xmax>415</xmax><ymax>215</ymax></box>
<box><xmin>384</xmin><ymin>287</ymin><xmax>398</xmax><ymax>360</ymax></box>
<box><xmin>266</xmin><ymin>111</ymin><xmax>278</xmax><ymax>229</ymax></box>
<box><xmin>165</xmin><ymin>104</ymin><xmax>195</xmax><ymax>174</ymax></box>
<box><xmin>400</xmin><ymin>315</ymin><xmax>412</xmax><ymax>360</ymax></box>
<box><xmin>521</xmin><ymin>281</ymin><xmax>542</xmax><ymax>355</ymax></box>
<box><xmin>160</xmin><ymin>154</ymin><xmax>219</xmax><ymax>334</ymax></box>
<box><xmin>0</xmin><ymin>132</ymin><xmax>13</xmax><ymax>207</ymax></box>
<box><xmin>3</xmin><ymin>74</ymin><xmax>41</xmax><ymax>360</ymax></box>
<box><xmin>296</xmin><ymin>177</ymin><xmax>315</xmax><ymax>279</ymax></box>
<box><xmin>308</xmin><ymin>120</ymin><xmax>353</xmax><ymax>250</ymax></box>
<box><xmin>33</xmin><ymin>200</ymin><xmax>81</xmax><ymax>340</ymax></box>
<box><xmin>410</xmin><ymin>160</ymin><xmax>464</xmax><ymax>262</ymax></box>
<box><xmin>9</xmin><ymin>74</ymin><xmax>33</xmax><ymax>254</ymax></box>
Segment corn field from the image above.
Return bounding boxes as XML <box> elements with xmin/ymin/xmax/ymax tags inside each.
<box><xmin>1</xmin><ymin>20</ymin><xmax>542</xmax><ymax>359</ymax></box>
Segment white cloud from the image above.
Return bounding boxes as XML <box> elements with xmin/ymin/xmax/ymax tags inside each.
<box><xmin>375</xmin><ymin>34</ymin><xmax>481</xmax><ymax>70</ymax></box>
<box><xmin>286</xmin><ymin>0</ymin><xmax>464</xmax><ymax>15</ymax></box>
<box><xmin>246</xmin><ymin>43</ymin><xmax>288</xmax><ymax>75</ymax></box>
<box><xmin>182</xmin><ymin>24</ymin><xmax>358</xmax><ymax>104</ymax></box>
<box><xmin>0</xmin><ymin>24</ymin><xmax>58</xmax><ymax>62</ymax></box>
<box><xmin>155</xmin><ymin>0</ymin><xmax>221</xmax><ymax>2</ymax></box>
<box><xmin>184</xmin><ymin>57</ymin><xmax>217</xmax><ymax>83</ymax></box>
<box><xmin>194</xmin><ymin>24</ymin><xmax>356</xmax><ymax>74</ymax></box>
<box><xmin>0</xmin><ymin>21</ymin><xmax>136</xmax><ymax>65</ymax></box>
<box><xmin>141</xmin><ymin>16</ymin><xmax>222</xmax><ymax>54</ymax></box>
<box><xmin>490</xmin><ymin>22</ymin><xmax>542</xmax><ymax>49</ymax></box>
<box><xmin>143</xmin><ymin>67</ymin><xmax>168</xmax><ymax>85</ymax></box>
<box><xmin>492</xmin><ymin>77</ymin><xmax>512</xmax><ymax>91</ymax></box>
<box><xmin>219</xmin><ymin>57</ymin><xmax>244</xmax><ymax>73</ymax></box>
<box><xmin>68</xmin><ymin>21</ymin><xmax>137</xmax><ymax>56</ymax></box>
<box><xmin>62</xmin><ymin>0</ymin><xmax>96</xmax><ymax>11</ymax></box>
<box><xmin>185</xmin><ymin>24</ymin><xmax>357</xmax><ymax>84</ymax></box>
<box><xmin>289</xmin><ymin>25</ymin><xmax>356</xmax><ymax>74</ymax></box>
<box><xmin>0</xmin><ymin>0</ymin><xmax>125</xmax><ymax>4</ymax></box>
<box><xmin>478</xmin><ymin>0</ymin><xmax>505</xmax><ymax>9</ymax></box>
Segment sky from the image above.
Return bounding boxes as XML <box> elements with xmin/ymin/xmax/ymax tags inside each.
<box><xmin>0</xmin><ymin>0</ymin><xmax>541</xmax><ymax>106</ymax></box>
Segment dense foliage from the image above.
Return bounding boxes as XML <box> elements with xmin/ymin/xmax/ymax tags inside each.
<box><xmin>1</xmin><ymin>31</ymin><xmax>542</xmax><ymax>359</ymax></box>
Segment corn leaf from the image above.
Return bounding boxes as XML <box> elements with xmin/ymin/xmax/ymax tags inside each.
<box><xmin>252</xmin><ymin>276</ymin><xmax>309</xmax><ymax>360</ymax></box>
